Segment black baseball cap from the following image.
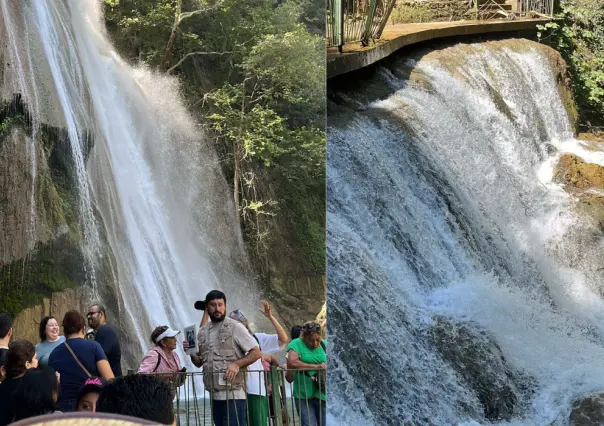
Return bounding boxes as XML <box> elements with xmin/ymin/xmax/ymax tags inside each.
<box><xmin>194</xmin><ymin>290</ymin><xmax>227</xmax><ymax>311</ymax></box>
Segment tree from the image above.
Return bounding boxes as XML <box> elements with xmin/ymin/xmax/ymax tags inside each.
<box><xmin>539</xmin><ymin>0</ymin><xmax>604</xmax><ymax>127</ymax></box>
<box><xmin>104</xmin><ymin>0</ymin><xmax>326</xmax><ymax>271</ymax></box>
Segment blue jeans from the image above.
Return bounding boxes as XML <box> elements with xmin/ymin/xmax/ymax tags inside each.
<box><xmin>295</xmin><ymin>398</ymin><xmax>326</xmax><ymax>426</ymax></box>
<box><xmin>212</xmin><ymin>399</ymin><xmax>247</xmax><ymax>426</ymax></box>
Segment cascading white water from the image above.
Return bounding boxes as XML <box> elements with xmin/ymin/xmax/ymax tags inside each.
<box><xmin>327</xmin><ymin>40</ymin><xmax>604</xmax><ymax>425</ymax></box>
<box><xmin>0</xmin><ymin>0</ymin><xmax>254</xmax><ymax>363</ymax></box>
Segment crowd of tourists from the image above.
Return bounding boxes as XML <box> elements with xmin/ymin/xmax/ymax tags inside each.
<box><xmin>0</xmin><ymin>290</ymin><xmax>327</xmax><ymax>426</ymax></box>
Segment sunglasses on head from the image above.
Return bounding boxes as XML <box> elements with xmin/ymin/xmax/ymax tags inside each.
<box><xmin>303</xmin><ymin>322</ymin><xmax>321</xmax><ymax>332</ymax></box>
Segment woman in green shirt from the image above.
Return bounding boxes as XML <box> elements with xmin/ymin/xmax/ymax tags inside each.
<box><xmin>286</xmin><ymin>322</ymin><xmax>326</xmax><ymax>426</ymax></box>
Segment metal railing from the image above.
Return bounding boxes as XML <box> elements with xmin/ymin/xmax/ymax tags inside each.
<box><xmin>518</xmin><ymin>0</ymin><xmax>554</xmax><ymax>16</ymax></box>
<box><xmin>327</xmin><ymin>0</ymin><xmax>554</xmax><ymax>50</ymax></box>
<box><xmin>471</xmin><ymin>0</ymin><xmax>554</xmax><ymax>20</ymax></box>
<box><xmin>141</xmin><ymin>368</ymin><xmax>326</xmax><ymax>426</ymax></box>
<box><xmin>327</xmin><ymin>0</ymin><xmax>398</xmax><ymax>50</ymax></box>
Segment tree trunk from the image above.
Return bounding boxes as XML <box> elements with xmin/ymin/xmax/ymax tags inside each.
<box><xmin>163</xmin><ymin>0</ymin><xmax>182</xmax><ymax>69</ymax></box>
<box><xmin>233</xmin><ymin>139</ymin><xmax>240</xmax><ymax>215</ymax></box>
<box><xmin>233</xmin><ymin>80</ymin><xmax>247</xmax><ymax>221</ymax></box>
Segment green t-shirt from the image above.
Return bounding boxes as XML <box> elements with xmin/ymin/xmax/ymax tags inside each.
<box><xmin>286</xmin><ymin>338</ymin><xmax>327</xmax><ymax>401</ymax></box>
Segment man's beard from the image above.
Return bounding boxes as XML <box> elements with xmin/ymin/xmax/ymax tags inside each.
<box><xmin>210</xmin><ymin>311</ymin><xmax>226</xmax><ymax>322</ymax></box>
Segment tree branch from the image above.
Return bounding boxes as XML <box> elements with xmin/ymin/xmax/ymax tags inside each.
<box><xmin>178</xmin><ymin>0</ymin><xmax>226</xmax><ymax>23</ymax></box>
<box><xmin>166</xmin><ymin>51</ymin><xmax>232</xmax><ymax>74</ymax></box>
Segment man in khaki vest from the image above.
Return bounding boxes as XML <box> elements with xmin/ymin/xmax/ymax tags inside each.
<box><xmin>191</xmin><ymin>290</ymin><xmax>261</xmax><ymax>426</ymax></box>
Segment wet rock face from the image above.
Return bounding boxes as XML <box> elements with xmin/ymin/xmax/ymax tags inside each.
<box><xmin>570</xmin><ymin>392</ymin><xmax>604</xmax><ymax>426</ymax></box>
<box><xmin>554</xmin><ymin>152</ymin><xmax>604</xmax><ymax>233</ymax></box>
<box><xmin>12</xmin><ymin>288</ymin><xmax>86</xmax><ymax>343</ymax></box>
<box><xmin>431</xmin><ymin>317</ymin><xmax>521</xmax><ymax>421</ymax></box>
<box><xmin>0</xmin><ymin>98</ymin><xmax>118</xmax><ymax>343</ymax></box>
<box><xmin>554</xmin><ymin>153</ymin><xmax>604</xmax><ymax>190</ymax></box>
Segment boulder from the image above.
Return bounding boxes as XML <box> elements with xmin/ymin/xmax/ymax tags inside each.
<box><xmin>431</xmin><ymin>317</ymin><xmax>521</xmax><ymax>421</ymax></box>
<box><xmin>570</xmin><ymin>392</ymin><xmax>604</xmax><ymax>426</ymax></box>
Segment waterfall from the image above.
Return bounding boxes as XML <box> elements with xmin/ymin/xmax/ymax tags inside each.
<box><xmin>327</xmin><ymin>40</ymin><xmax>604</xmax><ymax>425</ymax></box>
<box><xmin>0</xmin><ymin>0</ymin><xmax>254</xmax><ymax>363</ymax></box>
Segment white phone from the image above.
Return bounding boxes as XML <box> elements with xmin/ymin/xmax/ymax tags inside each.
<box><xmin>218</xmin><ymin>373</ymin><xmax>227</xmax><ymax>386</ymax></box>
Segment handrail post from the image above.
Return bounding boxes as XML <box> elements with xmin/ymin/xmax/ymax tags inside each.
<box><xmin>361</xmin><ymin>0</ymin><xmax>379</xmax><ymax>47</ymax></box>
<box><xmin>335</xmin><ymin>0</ymin><xmax>344</xmax><ymax>52</ymax></box>
<box><xmin>269</xmin><ymin>367</ymin><xmax>284</xmax><ymax>426</ymax></box>
<box><xmin>375</xmin><ymin>0</ymin><xmax>398</xmax><ymax>40</ymax></box>
<box><xmin>550</xmin><ymin>0</ymin><xmax>554</xmax><ymax>17</ymax></box>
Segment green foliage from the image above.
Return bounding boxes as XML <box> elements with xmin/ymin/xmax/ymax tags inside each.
<box><xmin>104</xmin><ymin>0</ymin><xmax>326</xmax><ymax>274</ymax></box>
<box><xmin>0</xmin><ymin>114</ymin><xmax>26</xmax><ymax>138</ymax></box>
<box><xmin>104</xmin><ymin>0</ymin><xmax>177</xmax><ymax>65</ymax></box>
<box><xmin>390</xmin><ymin>3</ymin><xmax>433</xmax><ymax>24</ymax></box>
<box><xmin>0</xmin><ymin>237</ymin><xmax>85</xmax><ymax>319</ymax></box>
<box><xmin>538</xmin><ymin>0</ymin><xmax>604</xmax><ymax>126</ymax></box>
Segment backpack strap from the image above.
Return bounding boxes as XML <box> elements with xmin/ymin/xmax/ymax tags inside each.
<box><xmin>153</xmin><ymin>350</ymin><xmax>162</xmax><ymax>372</ymax></box>
<box><xmin>64</xmin><ymin>341</ymin><xmax>92</xmax><ymax>378</ymax></box>
<box><xmin>252</xmin><ymin>333</ymin><xmax>261</xmax><ymax>351</ymax></box>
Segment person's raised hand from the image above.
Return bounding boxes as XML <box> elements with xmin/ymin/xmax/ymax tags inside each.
<box><xmin>260</xmin><ymin>300</ymin><xmax>272</xmax><ymax>318</ymax></box>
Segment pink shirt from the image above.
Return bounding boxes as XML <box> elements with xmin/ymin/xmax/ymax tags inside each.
<box><xmin>138</xmin><ymin>346</ymin><xmax>182</xmax><ymax>374</ymax></box>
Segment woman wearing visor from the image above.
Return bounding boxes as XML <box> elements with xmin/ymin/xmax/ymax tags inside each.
<box><xmin>138</xmin><ymin>326</ymin><xmax>186</xmax><ymax>395</ymax></box>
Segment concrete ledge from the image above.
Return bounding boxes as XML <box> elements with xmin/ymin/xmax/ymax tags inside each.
<box><xmin>327</xmin><ymin>19</ymin><xmax>550</xmax><ymax>79</ymax></box>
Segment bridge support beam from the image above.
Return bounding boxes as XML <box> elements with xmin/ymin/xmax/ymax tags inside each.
<box><xmin>361</xmin><ymin>0</ymin><xmax>379</xmax><ymax>47</ymax></box>
<box><xmin>334</xmin><ymin>0</ymin><xmax>344</xmax><ymax>52</ymax></box>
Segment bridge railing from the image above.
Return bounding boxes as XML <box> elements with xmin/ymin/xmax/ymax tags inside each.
<box><xmin>518</xmin><ymin>0</ymin><xmax>554</xmax><ymax>16</ymax></box>
<box><xmin>471</xmin><ymin>0</ymin><xmax>554</xmax><ymax>20</ymax></box>
<box><xmin>327</xmin><ymin>0</ymin><xmax>398</xmax><ymax>51</ymax></box>
<box><xmin>138</xmin><ymin>367</ymin><xmax>327</xmax><ymax>426</ymax></box>
<box><xmin>329</xmin><ymin>0</ymin><xmax>554</xmax><ymax>50</ymax></box>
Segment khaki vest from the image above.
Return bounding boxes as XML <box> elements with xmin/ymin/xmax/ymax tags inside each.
<box><xmin>198</xmin><ymin>317</ymin><xmax>246</xmax><ymax>391</ymax></box>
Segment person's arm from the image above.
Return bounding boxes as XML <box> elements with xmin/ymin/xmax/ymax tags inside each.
<box><xmin>225</xmin><ymin>346</ymin><xmax>261</xmax><ymax>382</ymax></box>
<box><xmin>199</xmin><ymin>310</ymin><xmax>208</xmax><ymax>328</ymax></box>
<box><xmin>284</xmin><ymin>368</ymin><xmax>294</xmax><ymax>383</ymax></box>
<box><xmin>189</xmin><ymin>312</ymin><xmax>208</xmax><ymax>367</ymax></box>
<box><xmin>96</xmin><ymin>359</ymin><xmax>115</xmax><ymax>381</ymax></box>
<box><xmin>190</xmin><ymin>353</ymin><xmax>202</xmax><ymax>367</ymax></box>
<box><xmin>92</xmin><ymin>340</ymin><xmax>113</xmax><ymax>380</ymax></box>
<box><xmin>287</xmin><ymin>350</ymin><xmax>326</xmax><ymax>370</ymax></box>
<box><xmin>224</xmin><ymin>323</ymin><xmax>261</xmax><ymax>381</ymax></box>
<box><xmin>190</xmin><ymin>327</ymin><xmax>203</xmax><ymax>367</ymax></box>
<box><xmin>260</xmin><ymin>300</ymin><xmax>289</xmax><ymax>347</ymax></box>
<box><xmin>262</xmin><ymin>353</ymin><xmax>279</xmax><ymax>367</ymax></box>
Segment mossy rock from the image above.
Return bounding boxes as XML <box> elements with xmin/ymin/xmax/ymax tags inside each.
<box><xmin>0</xmin><ymin>96</ymin><xmax>86</xmax><ymax>318</ymax></box>
<box><xmin>554</xmin><ymin>153</ymin><xmax>604</xmax><ymax>190</ymax></box>
<box><xmin>553</xmin><ymin>153</ymin><xmax>604</xmax><ymax>233</ymax></box>
<box><xmin>484</xmin><ymin>80</ymin><xmax>516</xmax><ymax>122</ymax></box>
<box><xmin>0</xmin><ymin>234</ymin><xmax>86</xmax><ymax>319</ymax></box>
<box><xmin>578</xmin><ymin>133</ymin><xmax>604</xmax><ymax>144</ymax></box>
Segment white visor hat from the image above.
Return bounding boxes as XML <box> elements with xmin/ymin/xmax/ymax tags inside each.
<box><xmin>155</xmin><ymin>327</ymin><xmax>181</xmax><ymax>343</ymax></box>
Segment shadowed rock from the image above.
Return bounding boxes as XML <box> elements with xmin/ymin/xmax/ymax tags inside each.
<box><xmin>431</xmin><ymin>317</ymin><xmax>521</xmax><ymax>421</ymax></box>
<box><xmin>570</xmin><ymin>392</ymin><xmax>604</xmax><ymax>426</ymax></box>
